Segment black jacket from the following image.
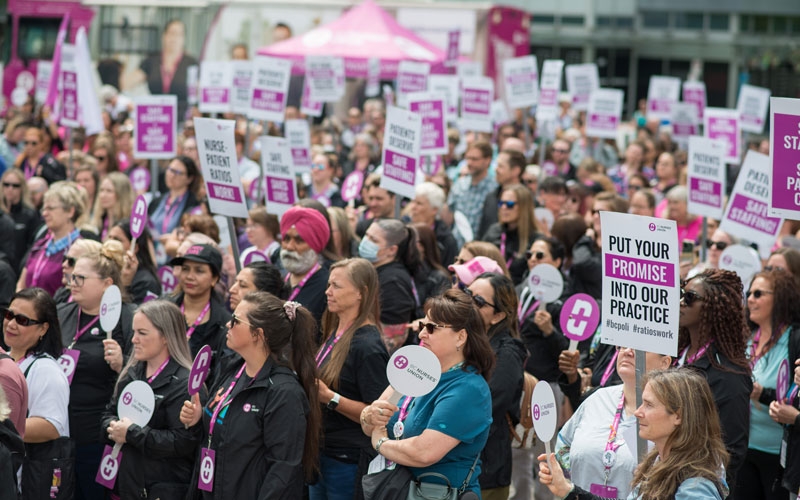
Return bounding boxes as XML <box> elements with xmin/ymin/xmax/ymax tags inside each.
<box><xmin>376</xmin><ymin>261</ymin><xmax>416</xmax><ymax>325</ymax></box>
<box><xmin>566</xmin><ymin>235</ymin><xmax>602</xmax><ymax>301</ymax></box>
<box><xmin>477</xmin><ymin>185</ymin><xmax>502</xmax><ymax>241</ymax></box>
<box><xmin>101</xmin><ymin>359</ymin><xmax>205</xmax><ymax>500</ymax></box>
<box><xmin>0</xmin><ymin>419</ymin><xmax>24</xmax><ymax>500</ymax></box>
<box><xmin>518</xmin><ymin>294</ymin><xmax>568</xmax><ymax>383</ymax></box>
<box><xmin>480</xmin><ymin>328</ymin><xmax>526</xmax><ymax>490</ymax></box>
<box><xmin>129</xmin><ymin>268</ymin><xmax>162</xmax><ymax>305</ymax></box>
<box><xmin>413</xmin><ymin>262</ymin><xmax>450</xmax><ymax>321</ymax></box>
<box><xmin>188</xmin><ymin>358</ymin><xmax>311</xmax><ymax>500</ymax></box>
<box><xmin>433</xmin><ymin>220</ymin><xmax>459</xmax><ymax>269</ymax></box>
<box><xmin>23</xmin><ymin>153</ymin><xmax>66</xmax><ymax>185</ymax></box>
<box><xmin>8</xmin><ymin>202</ymin><xmax>42</xmax><ymax>255</ymax></box>
<box><xmin>482</xmin><ymin>223</ymin><xmax>541</xmax><ymax>285</ymax></box>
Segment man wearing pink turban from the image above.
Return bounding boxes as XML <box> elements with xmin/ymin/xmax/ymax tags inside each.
<box><xmin>279</xmin><ymin>206</ymin><xmax>331</xmax><ymax>324</ymax></box>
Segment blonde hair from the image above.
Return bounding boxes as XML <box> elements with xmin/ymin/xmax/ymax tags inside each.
<box><xmin>91</xmin><ymin>172</ymin><xmax>134</xmax><ymax>233</ymax></box>
<box><xmin>70</xmin><ymin>239</ymin><xmax>102</xmax><ymax>257</ymax></box>
<box><xmin>0</xmin><ymin>169</ymin><xmax>32</xmax><ymax>211</ymax></box>
<box><xmin>499</xmin><ymin>183</ymin><xmax>540</xmax><ymax>255</ymax></box>
<box><xmin>78</xmin><ymin>239</ymin><xmax>126</xmax><ymax>287</ymax></box>
<box><xmin>44</xmin><ymin>181</ymin><xmax>86</xmax><ymax>223</ymax></box>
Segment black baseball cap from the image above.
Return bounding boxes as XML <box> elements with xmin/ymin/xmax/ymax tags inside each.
<box><xmin>169</xmin><ymin>244</ymin><xmax>222</xmax><ymax>275</ymax></box>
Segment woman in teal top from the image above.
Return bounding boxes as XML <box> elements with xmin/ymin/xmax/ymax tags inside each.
<box><xmin>739</xmin><ymin>269</ymin><xmax>800</xmax><ymax>500</ymax></box>
<box><xmin>361</xmin><ymin>289</ymin><xmax>495</xmax><ymax>496</ymax></box>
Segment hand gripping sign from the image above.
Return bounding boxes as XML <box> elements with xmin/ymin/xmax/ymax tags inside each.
<box><xmin>560</xmin><ymin>293</ymin><xmax>600</xmax><ymax>352</ymax></box>
<box><xmin>96</xmin><ymin>380</ymin><xmax>155</xmax><ymax>488</ymax></box>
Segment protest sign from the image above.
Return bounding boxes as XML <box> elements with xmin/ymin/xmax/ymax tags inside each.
<box><xmin>198</xmin><ymin>61</ymin><xmax>233</xmax><ymax>114</ymax></box>
<box><xmin>671</xmin><ymin>102</ymin><xmax>700</xmax><ymax>149</ymax></box>
<box><xmin>769</xmin><ymin>97</ymin><xmax>800</xmax><ymax>219</ymax></box>
<box><xmin>306</xmin><ymin>56</ymin><xmax>345</xmax><ymax>103</ymax></box>
<box><xmin>457</xmin><ymin>61</ymin><xmax>483</xmax><ymax>80</ymax></box>
<box><xmin>527</xmin><ymin>264</ymin><xmax>563</xmax><ymax>305</ymax></box>
<box><xmin>718</xmin><ymin>244</ymin><xmax>762</xmax><ymax>286</ymax></box>
<box><xmin>646</xmin><ymin>76</ymin><xmax>681</xmax><ymax>122</ymax></box>
<box><xmin>491</xmin><ymin>101</ymin><xmax>511</xmax><ymax>129</ymax></box>
<box><xmin>503</xmin><ymin>55</ymin><xmax>539</xmax><ymax>109</ymax></box>
<box><xmin>386</xmin><ymin>345</ymin><xmax>441</xmax><ymax>404</ymax></box>
<box><xmin>396</xmin><ymin>61</ymin><xmax>430</xmax><ymax>108</ymax></box>
<box><xmin>531</xmin><ymin>381</ymin><xmax>558</xmax><ymax>455</ymax></box>
<box><xmin>285</xmin><ymin>119</ymin><xmax>313</xmax><ymax>173</ymax></box>
<box><xmin>194</xmin><ymin>118</ymin><xmax>248</xmax><ymax>218</ymax></box>
<box><xmin>560</xmin><ymin>293</ymin><xmax>600</xmax><ymax>351</ymax></box>
<box><xmin>301</xmin><ymin>78</ymin><xmax>323</xmax><ymax>117</ymax></box>
<box><xmin>130</xmin><ymin>196</ymin><xmax>148</xmax><ymax>239</ymax></box>
<box><xmin>249</xmin><ymin>56</ymin><xmax>291</xmax><ymax>122</ymax></box>
<box><xmin>537</xmin><ymin>59</ymin><xmax>565</xmax><ymax>121</ymax></box>
<box><xmin>408</xmin><ymin>92</ymin><xmax>448</xmax><ymax>155</ymax></box>
<box><xmin>586</xmin><ymin>89</ymin><xmax>624</xmax><ymax>139</ymax></box>
<box><xmin>687</xmin><ymin>136</ymin><xmax>726</xmax><ymax>220</ymax></box>
<box><xmin>230</xmin><ymin>61</ymin><xmax>253</xmax><ymax>115</ymax></box>
<box><xmin>460</xmin><ymin>76</ymin><xmax>494</xmax><ymax>133</ymax></box>
<box><xmin>704</xmin><ymin>108</ymin><xmax>741</xmax><ymax>164</ymax></box>
<box><xmin>736</xmin><ymin>84</ymin><xmax>771</xmax><ymax>134</ymax></box>
<box><xmin>380</xmin><ymin>106</ymin><xmax>422</xmax><ymax>199</ymax></box>
<box><xmin>565</xmin><ymin>63</ymin><xmax>599</xmax><ymax>111</ymax></box>
<box><xmin>100</xmin><ymin>285</ymin><xmax>122</xmax><ymax>333</ymax></box>
<box><xmin>59</xmin><ymin>44</ymin><xmax>80</xmax><ymax>128</ymax></box>
<box><xmin>720</xmin><ymin>151</ymin><xmax>783</xmax><ymax>258</ymax></box>
<box><xmin>777</xmin><ymin>359</ymin><xmax>790</xmax><ymax>402</ymax></box>
<box><xmin>158</xmin><ymin>266</ymin><xmax>177</xmax><ymax>294</ymax></box>
<box><xmin>428</xmin><ymin>75</ymin><xmax>459</xmax><ymax>123</ymax></box>
<box><xmin>366</xmin><ymin>57</ymin><xmax>381</xmax><ymax>97</ymax></box>
<box><xmin>35</xmin><ymin>60</ymin><xmax>53</xmax><ymax>104</ymax></box>
<box><xmin>444</xmin><ymin>29</ymin><xmax>460</xmax><ymax>68</ymax></box>
<box><xmin>601</xmin><ymin>212</ymin><xmax>679</xmax><ymax>357</ymax></box>
<box><xmin>260</xmin><ymin>136</ymin><xmax>298</xmax><ymax>217</ymax></box>
<box><xmin>187</xmin><ymin>65</ymin><xmax>199</xmax><ymax>105</ymax></box>
<box><xmin>188</xmin><ymin>345</ymin><xmax>213</xmax><ymax>396</ymax></box>
<box><xmin>682</xmin><ymin>81</ymin><xmax>706</xmax><ymax>120</ymax></box>
<box><xmin>134</xmin><ymin>96</ymin><xmax>177</xmax><ymax>159</ymax></box>
<box><xmin>341</xmin><ymin>171</ymin><xmax>364</xmax><ymax>203</ymax></box>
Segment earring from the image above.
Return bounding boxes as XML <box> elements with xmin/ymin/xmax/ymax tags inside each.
<box><xmin>456</xmin><ymin>345</ymin><xmax>461</xmax><ymax>352</ymax></box>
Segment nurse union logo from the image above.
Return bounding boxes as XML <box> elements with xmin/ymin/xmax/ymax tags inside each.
<box><xmin>648</xmin><ymin>223</ymin><xmax>656</xmax><ymax>232</ymax></box>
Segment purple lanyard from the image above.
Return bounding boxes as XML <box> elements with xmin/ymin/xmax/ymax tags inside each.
<box><xmin>101</xmin><ymin>216</ymin><xmax>110</xmax><ymax>241</ymax></box>
<box><xmin>500</xmin><ymin>232</ymin><xmax>513</xmax><ymax>268</ymax></box>
<box><xmin>72</xmin><ymin>310</ymin><xmax>100</xmax><ymax>347</ymax></box>
<box><xmin>600</xmin><ymin>351</ymin><xmax>618</xmax><ymax>387</ymax></box>
<box><xmin>286</xmin><ymin>263</ymin><xmax>320</xmax><ymax>301</ymax></box>
<box><xmin>161</xmin><ymin>193</ymin><xmax>186</xmax><ymax>234</ymax></box>
<box><xmin>208</xmin><ymin>363</ymin><xmax>247</xmax><ymax>439</ymax></box>
<box><xmin>603</xmin><ymin>393</ymin><xmax>626</xmax><ymax>473</ymax></box>
<box><xmin>315</xmin><ymin>329</ymin><xmax>345</xmax><ymax>368</ymax></box>
<box><xmin>30</xmin><ymin>237</ymin><xmax>53</xmax><ymax>285</ymax></box>
<box><xmin>182</xmin><ymin>301</ymin><xmax>211</xmax><ymax>340</ymax></box>
<box><xmin>147</xmin><ymin>357</ymin><xmax>170</xmax><ymax>384</ymax></box>
<box><xmin>787</xmin><ymin>384</ymin><xmax>799</xmax><ymax>405</ymax></box>
<box><xmin>398</xmin><ymin>396</ymin><xmax>414</xmax><ymax>423</ymax></box>
<box><xmin>676</xmin><ymin>342</ymin><xmax>711</xmax><ymax>367</ymax></box>
<box><xmin>517</xmin><ymin>287</ymin><xmax>540</xmax><ymax>326</ymax></box>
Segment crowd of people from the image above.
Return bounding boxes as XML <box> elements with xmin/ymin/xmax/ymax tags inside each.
<box><xmin>0</xmin><ymin>41</ymin><xmax>799</xmax><ymax>500</ymax></box>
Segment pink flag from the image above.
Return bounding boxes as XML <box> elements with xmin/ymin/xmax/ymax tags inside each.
<box><xmin>44</xmin><ymin>12</ymin><xmax>71</xmax><ymax>109</ymax></box>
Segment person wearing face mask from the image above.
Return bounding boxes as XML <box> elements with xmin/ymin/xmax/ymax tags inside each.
<box><xmin>279</xmin><ymin>206</ymin><xmax>331</xmax><ymax>327</ymax></box>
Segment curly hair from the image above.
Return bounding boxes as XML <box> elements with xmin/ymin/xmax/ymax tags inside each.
<box><xmin>679</xmin><ymin>269</ymin><xmax>749</xmax><ymax>372</ymax></box>
<box><xmin>745</xmin><ymin>269</ymin><xmax>800</xmax><ymax>354</ymax></box>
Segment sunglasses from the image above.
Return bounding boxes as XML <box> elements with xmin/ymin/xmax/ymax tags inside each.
<box><xmin>705</xmin><ymin>240</ymin><xmax>728</xmax><ymax>251</ymax></box>
<box><xmin>94</xmin><ymin>155</ymin><xmax>108</xmax><ymax>162</ymax></box>
<box><xmin>3</xmin><ymin>309</ymin><xmax>44</xmax><ymax>327</ymax></box>
<box><xmin>764</xmin><ymin>265</ymin><xmax>784</xmax><ymax>272</ymax></box>
<box><xmin>465</xmin><ymin>287</ymin><xmax>497</xmax><ymax>311</ymax></box>
<box><xmin>746</xmin><ymin>289</ymin><xmax>773</xmax><ymax>300</ymax></box>
<box><xmin>230</xmin><ymin>313</ymin><xmax>253</xmax><ymax>328</ymax></box>
<box><xmin>63</xmin><ymin>256</ymin><xmax>76</xmax><ymax>267</ymax></box>
<box><xmin>498</xmin><ymin>200</ymin><xmax>517</xmax><ymax>209</ymax></box>
<box><xmin>525</xmin><ymin>251</ymin><xmax>546</xmax><ymax>261</ymax></box>
<box><xmin>2</xmin><ymin>182</ymin><xmax>21</xmax><ymax>189</ymax></box>
<box><xmin>418</xmin><ymin>321</ymin><xmax>450</xmax><ymax>334</ymax></box>
<box><xmin>167</xmin><ymin>167</ymin><xmax>187</xmax><ymax>177</ymax></box>
<box><xmin>311</xmin><ymin>163</ymin><xmax>327</xmax><ymax>170</ymax></box>
<box><xmin>680</xmin><ymin>288</ymin><xmax>705</xmax><ymax>307</ymax></box>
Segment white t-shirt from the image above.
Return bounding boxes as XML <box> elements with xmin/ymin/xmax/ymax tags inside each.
<box><xmin>19</xmin><ymin>354</ymin><xmax>70</xmax><ymax>437</ymax></box>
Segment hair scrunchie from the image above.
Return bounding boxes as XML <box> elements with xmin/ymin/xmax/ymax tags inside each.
<box><xmin>283</xmin><ymin>301</ymin><xmax>300</xmax><ymax>321</ymax></box>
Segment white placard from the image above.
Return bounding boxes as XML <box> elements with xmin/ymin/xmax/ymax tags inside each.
<box><xmin>671</xmin><ymin>102</ymin><xmax>700</xmax><ymax>149</ymax></box>
<box><xmin>408</xmin><ymin>92</ymin><xmax>448</xmax><ymax>156</ymax></box>
<box><xmin>460</xmin><ymin>76</ymin><xmax>494</xmax><ymax>133</ymax></box>
<box><xmin>736</xmin><ymin>84</ymin><xmax>771</xmax><ymax>134</ymax></box>
<box><xmin>380</xmin><ymin>106</ymin><xmax>422</xmax><ymax>199</ymax></box>
<box><xmin>719</xmin><ymin>151</ymin><xmax>783</xmax><ymax>258</ymax></box>
<box><xmin>537</xmin><ymin>59</ymin><xmax>565</xmax><ymax>121</ymax></box>
<box><xmin>457</xmin><ymin>61</ymin><xmax>483</xmax><ymax>80</ymax></box>
<box><xmin>646</xmin><ymin>76</ymin><xmax>681</xmax><ymax>122</ymax></box>
<box><xmin>99</xmin><ymin>285</ymin><xmax>122</xmax><ymax>333</ymax></box>
<box><xmin>601</xmin><ymin>212</ymin><xmax>679</xmax><ymax>357</ymax></box>
<box><xmin>366</xmin><ymin>57</ymin><xmax>381</xmax><ymax>98</ymax></box>
<box><xmin>248</xmin><ymin>56</ymin><xmax>291</xmax><ymax>122</ymax></box>
<box><xmin>687</xmin><ymin>136</ymin><xmax>726</xmax><ymax>220</ymax></box>
<box><xmin>260</xmin><ymin>136</ymin><xmax>298</xmax><ymax>217</ymax></box>
<box><xmin>565</xmin><ymin>63</ymin><xmax>599</xmax><ymax>112</ymax></box>
<box><xmin>682</xmin><ymin>80</ymin><xmax>706</xmax><ymax>120</ymax></box>
<box><xmin>198</xmin><ymin>61</ymin><xmax>233</xmax><ymax>114</ymax></box>
<box><xmin>117</xmin><ymin>380</ymin><xmax>155</xmax><ymax>426</ymax></box>
<box><xmin>133</xmin><ymin>95</ymin><xmax>178</xmax><ymax>160</ymax></box>
<box><xmin>491</xmin><ymin>101</ymin><xmax>511</xmax><ymax>128</ymax></box>
<box><xmin>300</xmin><ymin>78</ymin><xmax>323</xmax><ymax>118</ymax></box>
<box><xmin>230</xmin><ymin>61</ymin><xmax>253</xmax><ymax>115</ymax></box>
<box><xmin>531</xmin><ymin>381</ymin><xmax>557</xmax><ymax>442</ymax></box>
<box><xmin>704</xmin><ymin>108</ymin><xmax>741</xmax><ymax>165</ymax></box>
<box><xmin>585</xmin><ymin>88</ymin><xmax>624</xmax><ymax>140</ymax></box>
<box><xmin>35</xmin><ymin>60</ymin><xmax>53</xmax><ymax>104</ymax></box>
<box><xmin>719</xmin><ymin>244</ymin><xmax>762</xmax><ymax>286</ymax></box>
<box><xmin>285</xmin><ymin>119</ymin><xmax>312</xmax><ymax>173</ymax></box>
<box><xmin>527</xmin><ymin>263</ymin><xmax>564</xmax><ymax>304</ymax></box>
<box><xmin>194</xmin><ymin>117</ymin><xmax>248</xmax><ymax>218</ymax></box>
<box><xmin>428</xmin><ymin>75</ymin><xmax>459</xmax><ymax>123</ymax></box>
<box><xmin>396</xmin><ymin>61</ymin><xmax>430</xmax><ymax>109</ymax></box>
<box><xmin>186</xmin><ymin>65</ymin><xmax>199</xmax><ymax>105</ymax></box>
<box><xmin>59</xmin><ymin>44</ymin><xmax>80</xmax><ymax>128</ymax></box>
<box><xmin>503</xmin><ymin>55</ymin><xmax>539</xmax><ymax>109</ymax></box>
<box><xmin>306</xmin><ymin>56</ymin><xmax>345</xmax><ymax>103</ymax></box>
<box><xmin>769</xmin><ymin>97</ymin><xmax>800</xmax><ymax>219</ymax></box>
<box><xmin>386</xmin><ymin>345</ymin><xmax>441</xmax><ymax>397</ymax></box>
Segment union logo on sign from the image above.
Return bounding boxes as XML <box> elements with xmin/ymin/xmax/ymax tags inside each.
<box><xmin>648</xmin><ymin>223</ymin><xmax>656</xmax><ymax>232</ymax></box>
<box><xmin>394</xmin><ymin>356</ymin><xmax>409</xmax><ymax>369</ymax></box>
<box><xmin>532</xmin><ymin>404</ymin><xmax>540</xmax><ymax>420</ymax></box>
<box><xmin>122</xmin><ymin>392</ymin><xmax>133</xmax><ymax>405</ymax></box>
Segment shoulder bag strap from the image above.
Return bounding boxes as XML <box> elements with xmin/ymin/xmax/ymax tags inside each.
<box><xmin>458</xmin><ymin>453</ymin><xmax>481</xmax><ymax>494</ymax></box>
<box><xmin>22</xmin><ymin>354</ymin><xmax>48</xmax><ymax>378</ymax></box>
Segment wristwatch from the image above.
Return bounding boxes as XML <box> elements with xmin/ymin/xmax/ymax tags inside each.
<box><xmin>327</xmin><ymin>392</ymin><xmax>341</xmax><ymax>410</ymax></box>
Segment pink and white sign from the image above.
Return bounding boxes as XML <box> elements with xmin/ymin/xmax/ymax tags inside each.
<box><xmin>687</xmin><ymin>136</ymin><xmax>726</xmax><ymax>220</ymax></box>
<box><xmin>768</xmin><ymin>97</ymin><xmax>800</xmax><ymax>219</ymax></box>
<box><xmin>341</xmin><ymin>171</ymin><xmax>365</xmax><ymax>202</ymax></box>
<box><xmin>720</xmin><ymin>151</ymin><xmax>783</xmax><ymax>258</ymax></box>
<box><xmin>188</xmin><ymin>345</ymin><xmax>213</xmax><ymax>396</ymax></box>
<box><xmin>366</xmin><ymin>58</ymin><xmax>381</xmax><ymax>98</ymax></box>
<box><xmin>736</xmin><ymin>84</ymin><xmax>771</xmax><ymax>134</ymax></box>
<box><xmin>396</xmin><ymin>61</ymin><xmax>430</xmax><ymax>108</ymax></box>
<box><xmin>460</xmin><ymin>76</ymin><xmax>494</xmax><ymax>133</ymax></box>
<box><xmin>457</xmin><ymin>61</ymin><xmax>483</xmax><ymax>80</ymax></box>
<box><xmin>428</xmin><ymin>75</ymin><xmax>459</xmax><ymax>123</ymax></box>
<box><xmin>306</xmin><ymin>56</ymin><xmax>345</xmax><ymax>103</ymax></box>
<box><xmin>380</xmin><ymin>105</ymin><xmax>422</xmax><ymax>199</ymax></box>
<box><xmin>249</xmin><ymin>56</ymin><xmax>291</xmax><ymax>122</ymax></box>
<box><xmin>585</xmin><ymin>88</ymin><xmax>623</xmax><ymax>140</ymax></box>
<box><xmin>682</xmin><ymin>81</ymin><xmax>707</xmax><ymax>120</ymax></box>
<box><xmin>777</xmin><ymin>359</ymin><xmax>790</xmax><ymax>401</ymax></box>
<box><xmin>671</xmin><ymin>102</ymin><xmax>700</xmax><ymax>149</ymax></box>
<box><xmin>503</xmin><ymin>55</ymin><xmax>539</xmax><ymax>109</ymax></box>
<box><xmin>194</xmin><ymin>117</ymin><xmax>248</xmax><ymax>218</ymax></box>
<box><xmin>444</xmin><ymin>30</ymin><xmax>460</xmax><ymax>68</ymax></box>
<box><xmin>134</xmin><ymin>96</ymin><xmax>177</xmax><ymax>159</ymax></box>
<box><xmin>301</xmin><ymin>78</ymin><xmax>323</xmax><ymax>117</ymax></box>
<box><xmin>646</xmin><ymin>76</ymin><xmax>681</xmax><ymax>122</ymax></box>
<box><xmin>35</xmin><ymin>60</ymin><xmax>53</xmax><ymax>105</ymax></box>
<box><xmin>565</xmin><ymin>63</ymin><xmax>599</xmax><ymax>112</ymax></box>
<box><xmin>230</xmin><ymin>61</ymin><xmax>253</xmax><ymax>115</ymax></box>
<box><xmin>260</xmin><ymin>136</ymin><xmax>298</xmax><ymax>217</ymax></box>
<box><xmin>408</xmin><ymin>92</ymin><xmax>447</xmax><ymax>155</ymax></box>
<box><xmin>187</xmin><ymin>65</ymin><xmax>199</xmax><ymax>106</ymax></box>
<box><xmin>601</xmin><ymin>212</ymin><xmax>679</xmax><ymax>356</ymax></box>
<box><xmin>130</xmin><ymin>195</ymin><xmax>149</xmax><ymax>239</ymax></box>
<box><xmin>130</xmin><ymin>167</ymin><xmax>151</xmax><ymax>194</ymax></box>
<box><xmin>560</xmin><ymin>293</ymin><xmax>600</xmax><ymax>344</ymax></box>
<box><xmin>537</xmin><ymin>59</ymin><xmax>565</xmax><ymax>122</ymax></box>
<box><xmin>158</xmin><ymin>266</ymin><xmax>177</xmax><ymax>294</ymax></box>
<box><xmin>704</xmin><ymin>108</ymin><xmax>741</xmax><ymax>164</ymax></box>
<box><xmin>198</xmin><ymin>61</ymin><xmax>233</xmax><ymax>114</ymax></box>
<box><xmin>59</xmin><ymin>45</ymin><xmax>80</xmax><ymax>128</ymax></box>
<box><xmin>285</xmin><ymin>119</ymin><xmax>312</xmax><ymax>173</ymax></box>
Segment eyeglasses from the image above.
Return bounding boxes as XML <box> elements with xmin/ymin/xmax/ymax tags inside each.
<box><xmin>451</xmin><ymin>275</ymin><xmax>467</xmax><ymax>291</ymax></box>
<box><xmin>230</xmin><ymin>313</ymin><xmax>254</xmax><ymax>328</ymax></box>
<box><xmin>41</xmin><ymin>205</ymin><xmax>64</xmax><ymax>212</ymax></box>
<box><xmin>3</xmin><ymin>309</ymin><xmax>44</xmax><ymax>327</ymax></box>
<box><xmin>680</xmin><ymin>288</ymin><xmax>705</xmax><ymax>307</ymax></box>
<box><xmin>465</xmin><ymin>287</ymin><xmax>497</xmax><ymax>311</ymax></box>
<box><xmin>705</xmin><ymin>240</ymin><xmax>728</xmax><ymax>251</ymax></box>
<box><xmin>167</xmin><ymin>167</ymin><xmax>187</xmax><ymax>177</ymax></box>
<box><xmin>311</xmin><ymin>163</ymin><xmax>327</xmax><ymax>170</ymax></box>
<box><xmin>498</xmin><ymin>200</ymin><xmax>517</xmax><ymax>209</ymax></box>
<box><xmin>525</xmin><ymin>251</ymin><xmax>546</xmax><ymax>261</ymax></box>
<box><xmin>764</xmin><ymin>265</ymin><xmax>785</xmax><ymax>272</ymax></box>
<box><xmin>553</xmin><ymin>148</ymin><xmax>570</xmax><ymax>154</ymax></box>
<box><xmin>63</xmin><ymin>256</ymin><xmax>76</xmax><ymax>267</ymax></box>
<box><xmin>69</xmin><ymin>273</ymin><xmax>102</xmax><ymax>287</ymax></box>
<box><xmin>418</xmin><ymin>321</ymin><xmax>451</xmax><ymax>334</ymax></box>
<box><xmin>2</xmin><ymin>182</ymin><xmax>21</xmax><ymax>189</ymax></box>
<box><xmin>746</xmin><ymin>289</ymin><xmax>773</xmax><ymax>300</ymax></box>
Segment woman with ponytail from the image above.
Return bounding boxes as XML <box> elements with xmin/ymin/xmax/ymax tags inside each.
<box><xmin>56</xmin><ymin>239</ymin><xmax>135</xmax><ymax>499</ymax></box>
<box><xmin>180</xmin><ymin>291</ymin><xmax>322</xmax><ymax>499</ymax></box>
<box><xmin>311</xmin><ymin>258</ymin><xmax>389</xmax><ymax>500</ymax></box>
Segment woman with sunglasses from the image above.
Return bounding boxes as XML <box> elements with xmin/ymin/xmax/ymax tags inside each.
<box><xmin>687</xmin><ymin>230</ymin><xmax>736</xmax><ymax>279</ymax></box>
<box><xmin>90</xmin><ymin>172</ymin><xmax>134</xmax><ymax>241</ymax></box>
<box><xmin>308</xmin><ymin>152</ymin><xmax>344</xmax><ymax>208</ymax></box>
<box><xmin>100</xmin><ymin>300</ymin><xmax>203</xmax><ymax>499</ymax></box>
<box><xmin>0</xmin><ymin>168</ymin><xmax>41</xmax><ymax>257</ymax></box>
<box><xmin>482</xmin><ymin>183</ymin><xmax>543</xmax><ymax>285</ymax></box>
<box><xmin>14</xmin><ymin>126</ymin><xmax>66</xmax><ymax>185</ymax></box>
<box><xmin>53</xmin><ymin>239</ymin><xmax>102</xmax><ymax>305</ymax></box>
<box><xmin>148</xmin><ymin>156</ymin><xmax>202</xmax><ymax>264</ymax></box>
<box><xmin>737</xmin><ymin>269</ymin><xmax>800</xmax><ymax>500</ymax></box>
<box><xmin>108</xmin><ymin>221</ymin><xmax>162</xmax><ymax>305</ymax></box>
<box><xmin>309</xmin><ymin>258</ymin><xmax>389</xmax><ymax>500</ymax></box>
<box><xmin>467</xmin><ymin>273</ymin><xmax>526</xmax><ymax>499</ymax></box>
<box><xmin>17</xmin><ymin>181</ymin><xmax>86</xmax><ymax>296</ymax></box>
<box><xmin>361</xmin><ymin>289</ymin><xmax>495</xmax><ymax>497</ymax></box>
<box><xmin>180</xmin><ymin>291</ymin><xmax>321</xmax><ymax>498</ymax></box>
<box><xmin>90</xmin><ymin>136</ymin><xmax>119</xmax><ymax>177</ymax></box>
<box><xmin>56</xmin><ymin>239</ymin><xmax>135</xmax><ymax>499</ymax></box>
<box><xmin>677</xmin><ymin>269</ymin><xmax>752</xmax><ymax>493</ymax></box>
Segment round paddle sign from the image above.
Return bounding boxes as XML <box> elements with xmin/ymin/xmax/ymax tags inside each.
<box><xmin>527</xmin><ymin>263</ymin><xmax>564</xmax><ymax>304</ymax></box>
<box><xmin>560</xmin><ymin>293</ymin><xmax>600</xmax><ymax>342</ymax></box>
<box><xmin>531</xmin><ymin>380</ymin><xmax>558</xmax><ymax>442</ymax></box>
<box><xmin>130</xmin><ymin>195</ymin><xmax>149</xmax><ymax>239</ymax></box>
<box><xmin>719</xmin><ymin>244</ymin><xmax>761</xmax><ymax>285</ymax></box>
<box><xmin>341</xmin><ymin>171</ymin><xmax>364</xmax><ymax>202</ymax></box>
<box><xmin>777</xmin><ymin>359</ymin><xmax>790</xmax><ymax>402</ymax></box>
<box><xmin>99</xmin><ymin>285</ymin><xmax>123</xmax><ymax>332</ymax></box>
<box><xmin>188</xmin><ymin>345</ymin><xmax>213</xmax><ymax>396</ymax></box>
<box><xmin>118</xmin><ymin>380</ymin><xmax>156</xmax><ymax>426</ymax></box>
<box><xmin>387</xmin><ymin>345</ymin><xmax>441</xmax><ymax>397</ymax></box>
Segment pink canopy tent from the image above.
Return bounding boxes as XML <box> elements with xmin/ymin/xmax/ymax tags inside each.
<box><xmin>258</xmin><ymin>0</ymin><xmax>454</xmax><ymax>79</ymax></box>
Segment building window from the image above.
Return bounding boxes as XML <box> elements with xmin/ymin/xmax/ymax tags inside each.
<box><xmin>642</xmin><ymin>11</ymin><xmax>669</xmax><ymax>29</ymax></box>
<box><xmin>753</xmin><ymin>15</ymin><xmax>769</xmax><ymax>33</ymax></box>
<box><xmin>674</xmin><ymin>13</ymin><xmax>704</xmax><ymax>30</ymax></box>
<box><xmin>533</xmin><ymin>15</ymin><xmax>555</xmax><ymax>25</ymax></box>
<box><xmin>709</xmin><ymin>14</ymin><xmax>729</xmax><ymax>31</ymax></box>
<box><xmin>561</xmin><ymin>16</ymin><xmax>585</xmax><ymax>26</ymax></box>
<box><xmin>617</xmin><ymin>17</ymin><xmax>634</xmax><ymax>29</ymax></box>
<box><xmin>596</xmin><ymin>16</ymin><xmax>612</xmax><ymax>27</ymax></box>
<box><xmin>791</xmin><ymin>16</ymin><xmax>800</xmax><ymax>34</ymax></box>
<box><xmin>774</xmin><ymin>16</ymin><xmax>788</xmax><ymax>35</ymax></box>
